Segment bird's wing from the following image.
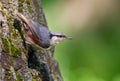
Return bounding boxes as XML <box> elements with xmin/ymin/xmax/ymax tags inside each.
<box><xmin>14</xmin><ymin>11</ymin><xmax>39</xmax><ymax>42</ymax></box>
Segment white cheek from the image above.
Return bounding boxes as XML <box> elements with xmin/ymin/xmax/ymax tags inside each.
<box><xmin>50</xmin><ymin>36</ymin><xmax>58</xmax><ymax>45</ymax></box>
<box><xmin>50</xmin><ymin>36</ymin><xmax>65</xmax><ymax>45</ymax></box>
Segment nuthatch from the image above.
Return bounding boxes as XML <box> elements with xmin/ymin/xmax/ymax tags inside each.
<box><xmin>13</xmin><ymin>11</ymin><xmax>71</xmax><ymax>49</ymax></box>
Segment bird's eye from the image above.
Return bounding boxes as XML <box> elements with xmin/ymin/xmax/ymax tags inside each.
<box><xmin>50</xmin><ymin>34</ymin><xmax>53</xmax><ymax>39</ymax></box>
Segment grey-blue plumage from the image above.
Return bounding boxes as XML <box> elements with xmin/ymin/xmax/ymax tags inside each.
<box><xmin>30</xmin><ymin>20</ymin><xmax>51</xmax><ymax>48</ymax></box>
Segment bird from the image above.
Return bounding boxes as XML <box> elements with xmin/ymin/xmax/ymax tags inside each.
<box><xmin>13</xmin><ymin>11</ymin><xmax>71</xmax><ymax>49</ymax></box>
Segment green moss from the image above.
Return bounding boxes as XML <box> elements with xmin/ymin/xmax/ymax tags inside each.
<box><xmin>18</xmin><ymin>0</ymin><xmax>24</xmax><ymax>12</ymax></box>
<box><xmin>26</xmin><ymin>0</ymin><xmax>32</xmax><ymax>13</ymax></box>
<box><xmin>1</xmin><ymin>38</ymin><xmax>11</xmax><ymax>54</ymax></box>
<box><xmin>3</xmin><ymin>10</ymin><xmax>22</xmax><ymax>57</ymax></box>
<box><xmin>32</xmin><ymin>78</ymin><xmax>37</xmax><ymax>81</ymax></box>
<box><xmin>11</xmin><ymin>44</ymin><xmax>21</xmax><ymax>57</ymax></box>
<box><xmin>1</xmin><ymin>37</ymin><xmax>21</xmax><ymax>57</ymax></box>
<box><xmin>15</xmin><ymin>71</ymin><xmax>23</xmax><ymax>81</ymax></box>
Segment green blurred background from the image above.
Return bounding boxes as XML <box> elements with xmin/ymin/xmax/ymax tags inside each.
<box><xmin>41</xmin><ymin>0</ymin><xmax>120</xmax><ymax>81</ymax></box>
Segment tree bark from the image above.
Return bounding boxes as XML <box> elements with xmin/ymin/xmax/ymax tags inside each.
<box><xmin>0</xmin><ymin>0</ymin><xmax>63</xmax><ymax>81</ymax></box>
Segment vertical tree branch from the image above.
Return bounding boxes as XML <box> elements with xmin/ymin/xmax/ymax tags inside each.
<box><xmin>0</xmin><ymin>0</ymin><xmax>63</xmax><ymax>81</ymax></box>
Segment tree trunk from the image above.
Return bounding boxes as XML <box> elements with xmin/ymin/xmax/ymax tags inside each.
<box><xmin>0</xmin><ymin>0</ymin><xmax>63</xmax><ymax>81</ymax></box>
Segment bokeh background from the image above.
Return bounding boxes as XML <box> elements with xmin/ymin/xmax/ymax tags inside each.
<box><xmin>41</xmin><ymin>0</ymin><xmax>120</xmax><ymax>81</ymax></box>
